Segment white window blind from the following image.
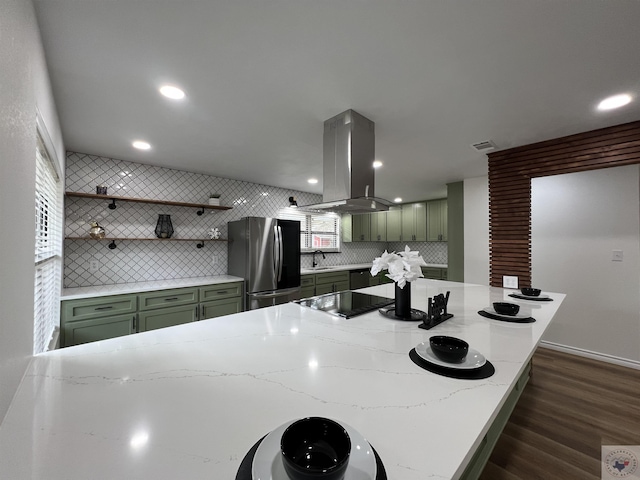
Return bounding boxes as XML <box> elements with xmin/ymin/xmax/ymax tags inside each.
<box><xmin>278</xmin><ymin>208</ymin><xmax>341</xmax><ymax>252</ymax></box>
<box><xmin>34</xmin><ymin>132</ymin><xmax>62</xmax><ymax>354</ymax></box>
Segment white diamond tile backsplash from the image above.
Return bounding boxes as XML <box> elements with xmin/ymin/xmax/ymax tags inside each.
<box><xmin>64</xmin><ymin>152</ymin><xmax>446</xmax><ymax>287</ymax></box>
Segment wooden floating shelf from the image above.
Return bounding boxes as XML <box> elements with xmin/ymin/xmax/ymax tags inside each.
<box><xmin>65</xmin><ymin>191</ymin><xmax>232</xmax><ymax>211</ymax></box>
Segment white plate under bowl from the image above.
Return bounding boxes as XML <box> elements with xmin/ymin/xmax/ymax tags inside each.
<box><xmin>415</xmin><ymin>342</ymin><xmax>486</xmax><ymax>370</ymax></box>
<box><xmin>515</xmin><ymin>293</ymin><xmax>550</xmax><ymax>300</ymax></box>
<box><xmin>252</xmin><ymin>418</ymin><xmax>376</xmax><ymax>480</ymax></box>
<box><xmin>483</xmin><ymin>307</ymin><xmax>532</xmax><ymax>320</ymax></box>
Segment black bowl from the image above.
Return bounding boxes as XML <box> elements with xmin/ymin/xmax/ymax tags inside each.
<box><xmin>281</xmin><ymin>417</ymin><xmax>351</xmax><ymax>480</ymax></box>
<box><xmin>521</xmin><ymin>288</ymin><xmax>541</xmax><ymax>297</ymax></box>
<box><xmin>493</xmin><ymin>302</ymin><xmax>520</xmax><ymax>316</ymax></box>
<box><xmin>429</xmin><ymin>336</ymin><xmax>469</xmax><ymax>363</ymax></box>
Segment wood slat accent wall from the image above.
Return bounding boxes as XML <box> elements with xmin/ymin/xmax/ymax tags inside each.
<box><xmin>487</xmin><ymin>120</ymin><xmax>640</xmax><ymax>287</ymax></box>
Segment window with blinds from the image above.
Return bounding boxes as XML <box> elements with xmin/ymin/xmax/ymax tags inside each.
<box><xmin>278</xmin><ymin>208</ymin><xmax>341</xmax><ymax>252</ymax></box>
<box><xmin>34</xmin><ymin>131</ymin><xmax>62</xmax><ymax>354</ymax></box>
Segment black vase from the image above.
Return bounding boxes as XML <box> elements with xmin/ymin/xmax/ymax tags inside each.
<box><xmin>155</xmin><ymin>214</ymin><xmax>174</xmax><ymax>238</ymax></box>
<box><xmin>395</xmin><ymin>282</ymin><xmax>411</xmax><ymax>319</ymax></box>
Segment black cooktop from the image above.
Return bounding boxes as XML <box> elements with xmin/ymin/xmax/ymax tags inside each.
<box><xmin>296</xmin><ymin>291</ymin><xmax>394</xmax><ymax>318</ymax></box>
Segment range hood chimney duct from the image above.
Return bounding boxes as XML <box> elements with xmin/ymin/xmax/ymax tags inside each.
<box><xmin>300</xmin><ymin>110</ymin><xmax>390</xmax><ymax>213</ymax></box>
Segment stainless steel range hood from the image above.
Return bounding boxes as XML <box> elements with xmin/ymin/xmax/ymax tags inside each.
<box><xmin>301</xmin><ymin>110</ymin><xmax>391</xmax><ymax>213</ymax></box>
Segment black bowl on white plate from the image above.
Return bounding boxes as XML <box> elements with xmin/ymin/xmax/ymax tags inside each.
<box><xmin>429</xmin><ymin>336</ymin><xmax>469</xmax><ymax>363</ymax></box>
<box><xmin>493</xmin><ymin>302</ymin><xmax>520</xmax><ymax>316</ymax></box>
<box><xmin>280</xmin><ymin>417</ymin><xmax>351</xmax><ymax>480</ymax></box>
<box><xmin>521</xmin><ymin>287</ymin><xmax>542</xmax><ymax>297</ymax></box>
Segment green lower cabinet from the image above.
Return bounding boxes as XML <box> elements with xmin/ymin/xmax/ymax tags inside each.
<box><xmin>315</xmin><ymin>271</ymin><xmax>350</xmax><ymax>295</ymax></box>
<box><xmin>370</xmin><ymin>272</ymin><xmax>393</xmax><ymax>285</ymax></box>
<box><xmin>138</xmin><ymin>304</ymin><xmax>198</xmax><ymax>331</ymax></box>
<box><xmin>201</xmin><ymin>297</ymin><xmax>243</xmax><ymax>319</ymax></box>
<box><xmin>61</xmin><ymin>282</ymin><xmax>243</xmax><ymax>347</ymax></box>
<box><xmin>62</xmin><ymin>313</ymin><xmax>135</xmax><ymax>347</ymax></box>
<box><xmin>301</xmin><ymin>286</ymin><xmax>316</xmax><ymax>298</ymax></box>
<box><xmin>422</xmin><ymin>267</ymin><xmax>448</xmax><ymax>280</ymax></box>
<box><xmin>459</xmin><ymin>363</ymin><xmax>531</xmax><ymax>480</ymax></box>
<box><xmin>301</xmin><ymin>275</ymin><xmax>316</xmax><ymax>298</ymax></box>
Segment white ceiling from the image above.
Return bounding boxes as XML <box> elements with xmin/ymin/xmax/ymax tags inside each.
<box><xmin>34</xmin><ymin>0</ymin><xmax>640</xmax><ymax>203</ymax></box>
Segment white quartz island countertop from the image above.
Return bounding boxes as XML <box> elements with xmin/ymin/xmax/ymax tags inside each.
<box><xmin>0</xmin><ymin>280</ymin><xmax>564</xmax><ymax>479</ymax></box>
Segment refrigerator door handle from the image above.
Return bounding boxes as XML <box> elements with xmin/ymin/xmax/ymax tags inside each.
<box><xmin>249</xmin><ymin>287</ymin><xmax>300</xmax><ymax>299</ymax></box>
<box><xmin>276</xmin><ymin>225</ymin><xmax>284</xmax><ymax>282</ymax></box>
<box><xmin>273</xmin><ymin>224</ymin><xmax>280</xmax><ymax>281</ymax></box>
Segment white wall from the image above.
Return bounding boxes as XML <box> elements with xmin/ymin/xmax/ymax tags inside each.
<box><xmin>463</xmin><ymin>176</ymin><xmax>489</xmax><ymax>285</ymax></box>
<box><xmin>0</xmin><ymin>0</ymin><xmax>64</xmax><ymax>422</ymax></box>
<box><xmin>532</xmin><ymin>165</ymin><xmax>640</xmax><ymax>363</ymax></box>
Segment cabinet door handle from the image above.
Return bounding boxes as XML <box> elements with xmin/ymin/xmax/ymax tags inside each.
<box><xmin>94</xmin><ymin>306</ymin><xmax>113</xmax><ymax>311</ymax></box>
<box><xmin>216</xmin><ymin>291</ymin><xmax>228</xmax><ymax>295</ymax></box>
<box><xmin>132</xmin><ymin>315</ymin><xmax>137</xmax><ymax>332</ymax></box>
<box><xmin>164</xmin><ymin>297</ymin><xmax>179</xmax><ymax>301</ymax></box>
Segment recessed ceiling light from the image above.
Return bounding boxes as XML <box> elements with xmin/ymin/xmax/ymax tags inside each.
<box><xmin>394</xmin><ymin>197</ymin><xmax>402</xmax><ymax>203</ymax></box>
<box><xmin>132</xmin><ymin>140</ymin><xmax>151</xmax><ymax>150</ymax></box>
<box><xmin>373</xmin><ymin>160</ymin><xmax>383</xmax><ymax>168</ymax></box>
<box><xmin>597</xmin><ymin>93</ymin><xmax>632</xmax><ymax>111</ymax></box>
<box><xmin>308</xmin><ymin>178</ymin><xmax>318</xmax><ymax>184</ymax></box>
<box><xmin>159</xmin><ymin>85</ymin><xmax>186</xmax><ymax>100</ymax></box>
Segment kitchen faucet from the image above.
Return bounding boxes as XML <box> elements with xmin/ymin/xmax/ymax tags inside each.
<box><xmin>312</xmin><ymin>250</ymin><xmax>326</xmax><ymax>267</ymax></box>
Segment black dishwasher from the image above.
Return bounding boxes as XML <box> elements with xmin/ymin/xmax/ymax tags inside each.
<box><xmin>350</xmin><ymin>269</ymin><xmax>371</xmax><ymax>290</ymax></box>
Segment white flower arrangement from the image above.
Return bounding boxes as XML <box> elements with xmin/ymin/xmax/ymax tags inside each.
<box><xmin>370</xmin><ymin>246</ymin><xmax>427</xmax><ymax>288</ymax></box>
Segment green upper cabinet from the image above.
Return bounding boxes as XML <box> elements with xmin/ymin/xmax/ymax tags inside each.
<box><xmin>427</xmin><ymin>198</ymin><xmax>448</xmax><ymax>242</ymax></box>
<box><xmin>386</xmin><ymin>206</ymin><xmax>402</xmax><ymax>242</ymax></box>
<box><xmin>341</xmin><ymin>213</ymin><xmax>370</xmax><ymax>242</ymax></box>
<box><xmin>401</xmin><ymin>202</ymin><xmax>427</xmax><ymax>242</ymax></box>
<box><xmin>370</xmin><ymin>211</ymin><xmax>387</xmax><ymax>242</ymax></box>
<box><xmin>352</xmin><ymin>214</ymin><xmax>371</xmax><ymax>242</ymax></box>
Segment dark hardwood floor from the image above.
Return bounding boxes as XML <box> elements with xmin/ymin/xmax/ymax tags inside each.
<box><xmin>479</xmin><ymin>346</ymin><xmax>640</xmax><ymax>480</ymax></box>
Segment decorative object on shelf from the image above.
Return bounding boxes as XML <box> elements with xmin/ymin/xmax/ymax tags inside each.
<box><xmin>372</xmin><ymin>246</ymin><xmax>427</xmax><ymax>320</ymax></box>
<box><xmin>288</xmin><ymin>196</ymin><xmax>298</xmax><ymax>207</ymax></box>
<box><xmin>419</xmin><ymin>291</ymin><xmax>454</xmax><ymax>330</ymax></box>
<box><xmin>96</xmin><ymin>184</ymin><xmax>108</xmax><ymax>195</ymax></box>
<box><xmin>208</xmin><ymin>193</ymin><xmax>221</xmax><ymax>206</ymax></box>
<box><xmin>89</xmin><ymin>222</ymin><xmax>106</xmax><ymax>239</ymax></box>
<box><xmin>155</xmin><ymin>214</ymin><xmax>174</xmax><ymax>238</ymax></box>
<box><xmin>208</xmin><ymin>227</ymin><xmax>221</xmax><ymax>240</ymax></box>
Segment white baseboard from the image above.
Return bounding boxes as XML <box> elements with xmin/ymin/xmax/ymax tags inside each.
<box><xmin>540</xmin><ymin>341</ymin><xmax>640</xmax><ymax>370</ymax></box>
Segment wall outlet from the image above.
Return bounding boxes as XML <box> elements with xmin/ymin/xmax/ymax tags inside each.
<box><xmin>211</xmin><ymin>254</ymin><xmax>218</xmax><ymax>266</ymax></box>
<box><xmin>612</xmin><ymin>250</ymin><xmax>623</xmax><ymax>262</ymax></box>
<box><xmin>503</xmin><ymin>275</ymin><xmax>519</xmax><ymax>289</ymax></box>
<box><xmin>89</xmin><ymin>259</ymin><xmax>100</xmax><ymax>273</ymax></box>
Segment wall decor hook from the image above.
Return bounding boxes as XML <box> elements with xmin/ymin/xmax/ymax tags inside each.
<box><xmin>108</xmin><ymin>199</ymin><xmax>117</xmax><ymax>210</ymax></box>
<box><xmin>108</xmin><ymin>240</ymin><xmax>117</xmax><ymax>249</ymax></box>
<box><xmin>196</xmin><ymin>207</ymin><xmax>205</xmax><ymax>216</ymax></box>
<box><xmin>196</xmin><ymin>241</ymin><xmax>205</xmax><ymax>249</ymax></box>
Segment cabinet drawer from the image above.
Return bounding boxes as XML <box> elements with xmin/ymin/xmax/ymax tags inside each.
<box><xmin>62</xmin><ymin>294</ymin><xmax>137</xmax><ymax>322</ymax></box>
<box><xmin>201</xmin><ymin>297</ymin><xmax>243</xmax><ymax>320</ymax></box>
<box><xmin>138</xmin><ymin>287</ymin><xmax>198</xmax><ymax>311</ymax></box>
<box><xmin>315</xmin><ymin>271</ymin><xmax>349</xmax><ymax>285</ymax></box>
<box><xmin>301</xmin><ymin>275</ymin><xmax>316</xmax><ymax>287</ymax></box>
<box><xmin>199</xmin><ymin>282</ymin><xmax>243</xmax><ymax>302</ymax></box>
<box><xmin>138</xmin><ymin>304</ymin><xmax>198</xmax><ymax>331</ymax></box>
<box><xmin>62</xmin><ymin>313</ymin><xmax>135</xmax><ymax>347</ymax></box>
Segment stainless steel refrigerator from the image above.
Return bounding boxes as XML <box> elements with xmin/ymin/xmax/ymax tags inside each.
<box><xmin>227</xmin><ymin>217</ymin><xmax>301</xmax><ymax>310</ymax></box>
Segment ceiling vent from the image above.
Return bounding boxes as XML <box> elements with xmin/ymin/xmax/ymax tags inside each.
<box><xmin>471</xmin><ymin>140</ymin><xmax>497</xmax><ymax>152</ymax></box>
